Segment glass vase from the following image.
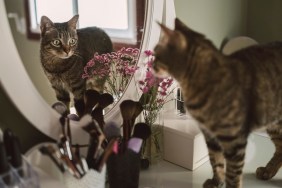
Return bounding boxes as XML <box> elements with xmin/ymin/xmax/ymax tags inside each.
<box><xmin>141</xmin><ymin>109</ymin><xmax>164</xmax><ymax>165</ymax></box>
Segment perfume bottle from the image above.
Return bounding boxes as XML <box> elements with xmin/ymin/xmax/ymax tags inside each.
<box><xmin>175</xmin><ymin>87</ymin><xmax>186</xmax><ymax>115</ymax></box>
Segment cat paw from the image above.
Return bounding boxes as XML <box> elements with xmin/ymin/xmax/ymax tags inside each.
<box><xmin>256</xmin><ymin>167</ymin><xmax>275</xmax><ymax>180</ymax></box>
<box><xmin>203</xmin><ymin>179</ymin><xmax>223</xmax><ymax>188</ymax></box>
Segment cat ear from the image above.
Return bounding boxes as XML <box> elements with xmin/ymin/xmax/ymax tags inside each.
<box><xmin>68</xmin><ymin>15</ymin><xmax>79</xmax><ymax>30</ymax></box>
<box><xmin>174</xmin><ymin>17</ymin><xmax>204</xmax><ymax>40</ymax></box>
<box><xmin>40</xmin><ymin>16</ymin><xmax>54</xmax><ymax>34</ymax></box>
<box><xmin>174</xmin><ymin>18</ymin><xmax>187</xmax><ymax>31</ymax></box>
<box><xmin>157</xmin><ymin>22</ymin><xmax>174</xmax><ymax>38</ymax></box>
<box><xmin>158</xmin><ymin>22</ymin><xmax>187</xmax><ymax>50</ymax></box>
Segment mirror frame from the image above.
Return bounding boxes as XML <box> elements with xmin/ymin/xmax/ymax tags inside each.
<box><xmin>0</xmin><ymin>0</ymin><xmax>175</xmax><ymax>148</ymax></box>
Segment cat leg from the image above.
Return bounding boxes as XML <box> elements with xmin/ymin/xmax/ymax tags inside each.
<box><xmin>256</xmin><ymin>125</ymin><xmax>282</xmax><ymax>180</ymax></box>
<box><xmin>52</xmin><ymin>85</ymin><xmax>71</xmax><ymax>110</ymax></box>
<box><xmin>222</xmin><ymin>137</ymin><xmax>247</xmax><ymax>188</ymax></box>
<box><xmin>202</xmin><ymin>130</ymin><xmax>225</xmax><ymax>188</ymax></box>
<box><xmin>72</xmin><ymin>86</ymin><xmax>86</xmax><ymax>118</ymax></box>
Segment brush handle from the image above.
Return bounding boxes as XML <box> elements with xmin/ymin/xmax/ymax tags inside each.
<box><xmin>39</xmin><ymin>146</ymin><xmax>65</xmax><ymax>173</ymax></box>
<box><xmin>86</xmin><ymin>136</ymin><xmax>98</xmax><ymax>168</ymax></box>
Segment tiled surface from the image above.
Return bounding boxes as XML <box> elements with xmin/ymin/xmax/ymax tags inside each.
<box><xmin>139</xmin><ymin>134</ymin><xmax>282</xmax><ymax>188</ymax></box>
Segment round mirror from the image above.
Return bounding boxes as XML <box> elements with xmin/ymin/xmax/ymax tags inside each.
<box><xmin>0</xmin><ymin>0</ymin><xmax>175</xmax><ymax>147</ymax></box>
<box><xmin>5</xmin><ymin>0</ymin><xmax>146</xmax><ymax>115</ymax></box>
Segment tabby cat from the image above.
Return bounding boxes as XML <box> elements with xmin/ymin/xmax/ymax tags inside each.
<box><xmin>153</xmin><ymin>18</ymin><xmax>282</xmax><ymax>188</ymax></box>
<box><xmin>40</xmin><ymin>15</ymin><xmax>113</xmax><ymax>117</ymax></box>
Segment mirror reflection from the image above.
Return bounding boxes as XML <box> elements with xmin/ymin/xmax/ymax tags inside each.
<box><xmin>5</xmin><ymin>0</ymin><xmax>145</xmax><ymax>116</ymax></box>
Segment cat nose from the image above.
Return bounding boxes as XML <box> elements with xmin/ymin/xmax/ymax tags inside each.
<box><xmin>63</xmin><ymin>47</ymin><xmax>70</xmax><ymax>54</ymax></box>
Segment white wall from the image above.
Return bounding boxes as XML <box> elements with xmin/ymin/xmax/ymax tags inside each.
<box><xmin>246</xmin><ymin>0</ymin><xmax>282</xmax><ymax>43</ymax></box>
<box><xmin>174</xmin><ymin>0</ymin><xmax>248</xmax><ymax>48</ymax></box>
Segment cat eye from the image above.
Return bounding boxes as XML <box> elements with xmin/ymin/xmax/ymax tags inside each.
<box><xmin>69</xmin><ymin>38</ymin><xmax>77</xmax><ymax>46</ymax></box>
<box><xmin>51</xmin><ymin>40</ymin><xmax>61</xmax><ymax>47</ymax></box>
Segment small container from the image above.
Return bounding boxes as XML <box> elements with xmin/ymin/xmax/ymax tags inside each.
<box><xmin>15</xmin><ymin>158</ymin><xmax>40</xmax><ymax>188</ymax></box>
<box><xmin>0</xmin><ymin>159</ymin><xmax>39</xmax><ymax>188</ymax></box>
<box><xmin>163</xmin><ymin>116</ymin><xmax>209</xmax><ymax>170</ymax></box>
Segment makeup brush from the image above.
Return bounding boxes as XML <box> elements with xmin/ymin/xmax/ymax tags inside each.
<box><xmin>86</xmin><ymin>133</ymin><xmax>99</xmax><ymax>168</ymax></box>
<box><xmin>84</xmin><ymin>89</ymin><xmax>100</xmax><ymax>114</ymax></box>
<box><xmin>79</xmin><ymin>115</ymin><xmax>106</xmax><ymax>167</ymax></box>
<box><xmin>90</xmin><ymin>93</ymin><xmax>114</xmax><ymax>130</ymax></box>
<box><xmin>67</xmin><ymin>113</ymin><xmax>80</xmax><ymax>121</ymax></box>
<box><xmin>59</xmin><ymin>116</ymin><xmax>66</xmax><ymax>136</ymax></box>
<box><xmin>128</xmin><ymin>123</ymin><xmax>151</xmax><ymax>154</ymax></box>
<box><xmin>74</xmin><ymin>99</ymin><xmax>85</xmax><ymax>118</ymax></box>
<box><xmin>58</xmin><ymin>135</ymin><xmax>83</xmax><ymax>178</ymax></box>
<box><xmin>104</xmin><ymin>121</ymin><xmax>121</xmax><ymax>141</ymax></box>
<box><xmin>0</xmin><ymin>142</ymin><xmax>11</xmax><ymax>185</ymax></box>
<box><xmin>119</xmin><ymin>100</ymin><xmax>136</xmax><ymax>145</ymax></box>
<box><xmin>132</xmin><ymin>122</ymin><xmax>151</xmax><ymax>140</ymax></box>
<box><xmin>94</xmin><ymin>138</ymin><xmax>118</xmax><ymax>172</ymax></box>
<box><xmin>3</xmin><ymin>129</ymin><xmax>23</xmax><ymax>177</ymax></box>
<box><xmin>132</xmin><ymin>123</ymin><xmax>151</xmax><ymax>169</ymax></box>
<box><xmin>52</xmin><ymin>101</ymin><xmax>69</xmax><ymax>117</ymax></box>
<box><xmin>39</xmin><ymin>145</ymin><xmax>65</xmax><ymax>173</ymax></box>
<box><xmin>96</xmin><ymin>93</ymin><xmax>114</xmax><ymax>109</ymax></box>
<box><xmin>103</xmin><ymin>121</ymin><xmax>121</xmax><ymax>150</ymax></box>
<box><xmin>78</xmin><ymin>115</ymin><xmax>94</xmax><ymax>133</ymax></box>
<box><xmin>91</xmin><ymin>107</ymin><xmax>105</xmax><ymax>130</ymax></box>
<box><xmin>131</xmin><ymin>101</ymin><xmax>143</xmax><ymax>126</ymax></box>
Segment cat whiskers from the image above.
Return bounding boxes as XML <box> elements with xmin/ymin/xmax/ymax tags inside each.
<box><xmin>73</xmin><ymin>53</ymin><xmax>83</xmax><ymax>59</ymax></box>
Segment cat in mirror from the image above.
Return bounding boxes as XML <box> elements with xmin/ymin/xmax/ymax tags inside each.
<box><xmin>154</xmin><ymin>18</ymin><xmax>282</xmax><ymax>188</ymax></box>
<box><xmin>40</xmin><ymin>15</ymin><xmax>113</xmax><ymax>117</ymax></box>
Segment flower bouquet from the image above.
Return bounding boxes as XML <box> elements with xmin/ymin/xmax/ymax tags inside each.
<box><xmin>82</xmin><ymin>47</ymin><xmax>139</xmax><ymax>101</ymax></box>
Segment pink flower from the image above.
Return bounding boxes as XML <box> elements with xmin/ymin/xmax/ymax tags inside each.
<box><xmin>142</xmin><ymin>86</ymin><xmax>149</xmax><ymax>93</ymax></box>
<box><xmin>139</xmin><ymin>80</ymin><xmax>145</xmax><ymax>85</ymax></box>
<box><xmin>144</xmin><ymin>50</ymin><xmax>153</xmax><ymax>56</ymax></box>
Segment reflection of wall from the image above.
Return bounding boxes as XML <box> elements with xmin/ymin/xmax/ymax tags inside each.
<box><xmin>4</xmin><ymin>0</ymin><xmax>56</xmax><ymax>105</ymax></box>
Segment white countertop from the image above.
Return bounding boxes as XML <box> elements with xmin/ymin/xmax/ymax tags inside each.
<box><xmin>139</xmin><ymin>133</ymin><xmax>282</xmax><ymax>188</ymax></box>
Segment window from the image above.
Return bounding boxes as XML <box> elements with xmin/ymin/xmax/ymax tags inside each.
<box><xmin>24</xmin><ymin>0</ymin><xmax>145</xmax><ymax>49</ymax></box>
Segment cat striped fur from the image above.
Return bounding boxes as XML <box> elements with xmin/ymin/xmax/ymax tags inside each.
<box><xmin>40</xmin><ymin>15</ymin><xmax>113</xmax><ymax>117</ymax></box>
<box><xmin>153</xmin><ymin>18</ymin><xmax>282</xmax><ymax>188</ymax></box>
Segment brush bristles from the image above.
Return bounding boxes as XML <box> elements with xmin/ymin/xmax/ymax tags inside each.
<box><xmin>120</xmin><ymin>100</ymin><xmax>136</xmax><ymax>120</ymax></box>
<box><xmin>52</xmin><ymin>101</ymin><xmax>68</xmax><ymax>117</ymax></box>
<box><xmin>132</xmin><ymin>123</ymin><xmax>151</xmax><ymax>140</ymax></box>
<box><xmin>104</xmin><ymin>122</ymin><xmax>121</xmax><ymax>141</ymax></box>
<box><xmin>84</xmin><ymin>89</ymin><xmax>100</xmax><ymax>112</ymax></box>
<box><xmin>98</xmin><ymin>93</ymin><xmax>114</xmax><ymax>109</ymax></box>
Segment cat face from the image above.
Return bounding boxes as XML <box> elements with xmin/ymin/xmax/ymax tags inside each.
<box><xmin>153</xmin><ymin>19</ymin><xmax>188</xmax><ymax>79</ymax></box>
<box><xmin>40</xmin><ymin>15</ymin><xmax>79</xmax><ymax>59</ymax></box>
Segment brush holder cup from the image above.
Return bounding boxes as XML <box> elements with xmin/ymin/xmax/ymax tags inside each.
<box><xmin>0</xmin><ymin>158</ymin><xmax>39</xmax><ymax>188</ymax></box>
<box><xmin>107</xmin><ymin>150</ymin><xmax>141</xmax><ymax>188</ymax></box>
